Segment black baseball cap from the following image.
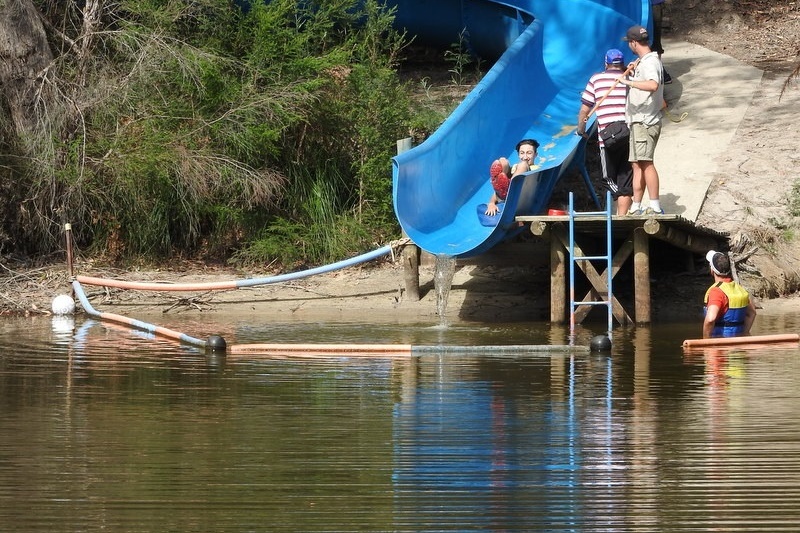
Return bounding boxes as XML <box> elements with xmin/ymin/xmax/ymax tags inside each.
<box><xmin>623</xmin><ymin>25</ymin><xmax>649</xmax><ymax>43</ymax></box>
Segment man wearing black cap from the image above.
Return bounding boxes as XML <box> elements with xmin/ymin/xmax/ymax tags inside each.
<box><xmin>619</xmin><ymin>25</ymin><xmax>665</xmax><ymax>216</ymax></box>
<box><xmin>703</xmin><ymin>250</ymin><xmax>757</xmax><ymax>338</ymax></box>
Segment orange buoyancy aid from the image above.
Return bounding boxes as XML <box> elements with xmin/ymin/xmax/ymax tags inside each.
<box><xmin>704</xmin><ymin>281</ymin><xmax>750</xmax><ymax>337</ymax></box>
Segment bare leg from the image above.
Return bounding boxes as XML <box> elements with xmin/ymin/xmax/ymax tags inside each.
<box><xmin>640</xmin><ymin>160</ymin><xmax>660</xmax><ymax>202</ymax></box>
<box><xmin>498</xmin><ymin>157</ymin><xmax>512</xmax><ymax>175</ymax></box>
<box><xmin>617</xmin><ymin>195</ymin><xmax>632</xmax><ymax>216</ymax></box>
<box><xmin>631</xmin><ymin>162</ymin><xmax>645</xmax><ymax>203</ymax></box>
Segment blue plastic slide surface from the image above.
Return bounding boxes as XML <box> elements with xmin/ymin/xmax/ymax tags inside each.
<box><xmin>391</xmin><ymin>0</ymin><xmax>650</xmax><ymax>258</ymax></box>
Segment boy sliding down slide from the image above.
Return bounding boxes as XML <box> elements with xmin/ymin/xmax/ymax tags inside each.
<box><xmin>478</xmin><ymin>139</ymin><xmax>539</xmax><ymax>226</ymax></box>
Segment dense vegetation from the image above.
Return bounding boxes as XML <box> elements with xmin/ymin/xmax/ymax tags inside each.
<box><xmin>0</xmin><ymin>0</ymin><xmax>449</xmax><ymax>268</ymax></box>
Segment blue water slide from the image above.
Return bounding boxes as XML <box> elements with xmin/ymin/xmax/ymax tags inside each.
<box><xmin>391</xmin><ymin>0</ymin><xmax>650</xmax><ymax>258</ymax></box>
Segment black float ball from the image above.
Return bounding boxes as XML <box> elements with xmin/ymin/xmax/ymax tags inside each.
<box><xmin>206</xmin><ymin>335</ymin><xmax>227</xmax><ymax>353</ymax></box>
<box><xmin>589</xmin><ymin>335</ymin><xmax>612</xmax><ymax>352</ymax></box>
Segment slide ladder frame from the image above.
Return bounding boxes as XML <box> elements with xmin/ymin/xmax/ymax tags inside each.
<box><xmin>568</xmin><ymin>190</ymin><xmax>614</xmax><ymax>336</ymax></box>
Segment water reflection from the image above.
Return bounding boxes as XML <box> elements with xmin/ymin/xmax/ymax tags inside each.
<box><xmin>0</xmin><ymin>314</ymin><xmax>799</xmax><ymax>531</ymax></box>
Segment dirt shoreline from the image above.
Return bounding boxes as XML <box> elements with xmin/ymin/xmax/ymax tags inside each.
<box><xmin>4</xmin><ymin>248</ymin><xmax>798</xmax><ymax>325</ymax></box>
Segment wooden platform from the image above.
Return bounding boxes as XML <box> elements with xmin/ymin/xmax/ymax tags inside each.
<box><xmin>515</xmin><ymin>213</ymin><xmax>729</xmax><ymax>325</ymax></box>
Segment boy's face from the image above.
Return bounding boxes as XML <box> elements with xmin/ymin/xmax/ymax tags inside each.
<box><xmin>518</xmin><ymin>144</ymin><xmax>537</xmax><ymax>164</ymax></box>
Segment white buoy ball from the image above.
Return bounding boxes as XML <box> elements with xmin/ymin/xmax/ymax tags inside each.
<box><xmin>51</xmin><ymin>294</ymin><xmax>76</xmax><ymax>315</ymax></box>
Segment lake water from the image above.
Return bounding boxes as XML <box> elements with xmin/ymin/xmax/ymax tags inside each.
<box><xmin>1</xmin><ymin>309</ymin><xmax>799</xmax><ymax>532</ymax></box>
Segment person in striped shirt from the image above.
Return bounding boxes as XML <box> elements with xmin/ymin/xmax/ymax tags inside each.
<box><xmin>576</xmin><ymin>49</ymin><xmax>633</xmax><ymax>215</ymax></box>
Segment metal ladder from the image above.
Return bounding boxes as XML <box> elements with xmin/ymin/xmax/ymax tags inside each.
<box><xmin>568</xmin><ymin>190</ymin><xmax>614</xmax><ymax>337</ymax></box>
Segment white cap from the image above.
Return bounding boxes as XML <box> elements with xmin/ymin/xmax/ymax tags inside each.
<box><xmin>706</xmin><ymin>250</ymin><xmax>726</xmax><ymax>276</ymax></box>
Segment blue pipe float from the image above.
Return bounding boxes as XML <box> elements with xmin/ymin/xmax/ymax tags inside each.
<box><xmin>76</xmin><ymin>244</ymin><xmax>395</xmax><ymax>291</ymax></box>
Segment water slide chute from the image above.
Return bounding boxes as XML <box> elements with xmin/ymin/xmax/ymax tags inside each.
<box><xmin>391</xmin><ymin>0</ymin><xmax>650</xmax><ymax>258</ymax></box>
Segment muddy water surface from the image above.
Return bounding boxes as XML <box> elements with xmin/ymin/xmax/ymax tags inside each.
<box><xmin>1</xmin><ymin>311</ymin><xmax>799</xmax><ymax>531</ymax></box>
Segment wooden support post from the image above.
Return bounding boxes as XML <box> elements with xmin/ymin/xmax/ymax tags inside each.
<box><xmin>397</xmin><ymin>137</ymin><xmax>420</xmax><ymax>301</ymax></box>
<box><xmin>402</xmin><ymin>245</ymin><xmax>420</xmax><ymax>301</ymax></box>
<box><xmin>64</xmin><ymin>222</ymin><xmax>75</xmax><ymax>298</ymax></box>
<box><xmin>633</xmin><ymin>228</ymin><xmax>651</xmax><ymax>323</ymax></box>
<box><xmin>533</xmin><ymin>222</ymin><xmax>568</xmax><ymax>324</ymax></box>
<box><xmin>530</xmin><ymin>221</ymin><xmax>548</xmax><ymax>236</ymax></box>
<box><xmin>549</xmin><ymin>225</ymin><xmax>566</xmax><ymax>323</ymax></box>
<box><xmin>64</xmin><ymin>223</ymin><xmax>74</xmax><ymax>279</ymax></box>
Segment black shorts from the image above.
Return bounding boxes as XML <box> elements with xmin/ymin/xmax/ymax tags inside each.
<box><xmin>600</xmin><ymin>145</ymin><xmax>633</xmax><ymax>199</ymax></box>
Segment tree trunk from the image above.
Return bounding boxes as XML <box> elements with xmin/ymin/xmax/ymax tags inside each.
<box><xmin>0</xmin><ymin>0</ymin><xmax>53</xmax><ymax>138</ymax></box>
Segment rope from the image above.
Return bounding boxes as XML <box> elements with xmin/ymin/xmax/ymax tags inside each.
<box><xmin>391</xmin><ymin>236</ymin><xmax>412</xmax><ymax>247</ymax></box>
<box><xmin>665</xmin><ymin>106</ymin><xmax>688</xmax><ymax>123</ymax></box>
<box><xmin>389</xmin><ymin>236</ymin><xmax>413</xmax><ymax>262</ymax></box>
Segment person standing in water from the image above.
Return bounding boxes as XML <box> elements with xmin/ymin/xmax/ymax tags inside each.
<box><xmin>703</xmin><ymin>250</ymin><xmax>757</xmax><ymax>338</ymax></box>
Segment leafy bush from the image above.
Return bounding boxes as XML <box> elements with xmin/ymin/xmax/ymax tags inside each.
<box><xmin>4</xmin><ymin>0</ymin><xmax>411</xmax><ymax>268</ymax></box>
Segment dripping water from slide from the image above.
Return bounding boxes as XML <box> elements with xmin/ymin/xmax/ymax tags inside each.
<box><xmin>434</xmin><ymin>254</ymin><xmax>457</xmax><ymax>324</ymax></box>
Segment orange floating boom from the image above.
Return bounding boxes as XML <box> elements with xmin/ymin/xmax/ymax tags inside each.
<box><xmin>76</xmin><ymin>275</ymin><xmax>238</xmax><ymax>291</ymax></box>
<box><xmin>73</xmin><ymin>280</ymin><xmax>208</xmax><ymax>348</ymax></box>
<box><xmin>682</xmin><ymin>333</ymin><xmax>800</xmax><ymax>348</ymax></box>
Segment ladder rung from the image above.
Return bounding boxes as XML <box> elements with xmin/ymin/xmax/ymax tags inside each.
<box><xmin>572</xmin><ymin>301</ymin><xmax>611</xmax><ymax>307</ymax></box>
<box><xmin>574</xmin><ymin>255</ymin><xmax>609</xmax><ymax>261</ymax></box>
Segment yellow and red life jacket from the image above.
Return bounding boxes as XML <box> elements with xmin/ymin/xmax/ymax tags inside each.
<box><xmin>704</xmin><ymin>280</ymin><xmax>750</xmax><ymax>337</ymax></box>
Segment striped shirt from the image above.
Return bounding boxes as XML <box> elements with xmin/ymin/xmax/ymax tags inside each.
<box><xmin>580</xmin><ymin>68</ymin><xmax>627</xmax><ymax>147</ymax></box>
